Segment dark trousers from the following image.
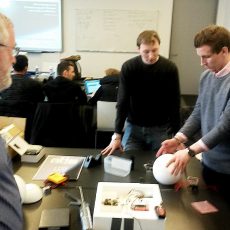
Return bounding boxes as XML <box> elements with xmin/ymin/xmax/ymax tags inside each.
<box><xmin>202</xmin><ymin>163</ymin><xmax>230</xmax><ymax>203</ymax></box>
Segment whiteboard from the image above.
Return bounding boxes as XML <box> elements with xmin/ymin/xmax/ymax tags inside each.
<box><xmin>75</xmin><ymin>9</ymin><xmax>159</xmax><ymax>52</ymax></box>
<box><xmin>73</xmin><ymin>0</ymin><xmax>173</xmax><ymax>56</ymax></box>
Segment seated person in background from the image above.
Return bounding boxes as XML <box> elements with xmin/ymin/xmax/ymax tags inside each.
<box><xmin>88</xmin><ymin>68</ymin><xmax>120</xmax><ymax>105</ymax></box>
<box><xmin>43</xmin><ymin>60</ymin><xmax>87</xmax><ymax>104</ymax></box>
<box><xmin>61</xmin><ymin>55</ymin><xmax>82</xmax><ymax>81</ymax></box>
<box><xmin>1</xmin><ymin>54</ymin><xmax>45</xmax><ymax>102</ymax></box>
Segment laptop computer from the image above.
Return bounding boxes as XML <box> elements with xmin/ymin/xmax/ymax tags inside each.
<box><xmin>84</xmin><ymin>79</ymin><xmax>101</xmax><ymax>95</ymax></box>
<box><xmin>32</xmin><ymin>155</ymin><xmax>86</xmax><ymax>181</ymax></box>
<box><xmin>65</xmin><ymin>157</ymin><xmax>86</xmax><ymax>181</ymax></box>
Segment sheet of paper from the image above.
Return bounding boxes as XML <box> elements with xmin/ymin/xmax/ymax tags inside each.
<box><xmin>32</xmin><ymin>155</ymin><xmax>85</xmax><ymax>180</ymax></box>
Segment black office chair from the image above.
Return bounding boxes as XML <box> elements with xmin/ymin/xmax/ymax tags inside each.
<box><xmin>30</xmin><ymin>102</ymin><xmax>95</xmax><ymax>148</ymax></box>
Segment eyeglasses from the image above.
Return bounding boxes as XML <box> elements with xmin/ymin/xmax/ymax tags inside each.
<box><xmin>0</xmin><ymin>44</ymin><xmax>20</xmax><ymax>56</ymax></box>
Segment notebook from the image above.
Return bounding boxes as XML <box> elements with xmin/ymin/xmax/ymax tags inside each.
<box><xmin>84</xmin><ymin>79</ymin><xmax>101</xmax><ymax>95</ymax></box>
<box><xmin>39</xmin><ymin>208</ymin><xmax>69</xmax><ymax>229</ymax></box>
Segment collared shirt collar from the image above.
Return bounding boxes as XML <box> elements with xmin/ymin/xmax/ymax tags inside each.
<box><xmin>215</xmin><ymin>60</ymin><xmax>230</xmax><ymax>78</ymax></box>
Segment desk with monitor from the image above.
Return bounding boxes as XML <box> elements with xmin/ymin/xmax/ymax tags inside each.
<box><xmin>13</xmin><ymin>148</ymin><xmax>230</xmax><ymax>230</ymax></box>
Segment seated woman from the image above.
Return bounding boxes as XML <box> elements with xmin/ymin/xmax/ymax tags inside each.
<box><xmin>88</xmin><ymin>68</ymin><xmax>120</xmax><ymax>105</ymax></box>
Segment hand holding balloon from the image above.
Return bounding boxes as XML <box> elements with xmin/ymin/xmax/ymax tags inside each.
<box><xmin>165</xmin><ymin>149</ymin><xmax>191</xmax><ymax>176</ymax></box>
<box><xmin>153</xmin><ymin>154</ymin><xmax>182</xmax><ymax>185</ymax></box>
<box><xmin>156</xmin><ymin>138</ymin><xmax>185</xmax><ymax>157</ymax></box>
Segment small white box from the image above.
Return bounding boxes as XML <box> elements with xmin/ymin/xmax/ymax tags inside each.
<box><xmin>0</xmin><ymin>125</ymin><xmax>45</xmax><ymax>163</ymax></box>
<box><xmin>104</xmin><ymin>156</ymin><xmax>132</xmax><ymax>177</ymax></box>
<box><xmin>93</xmin><ymin>182</ymin><xmax>165</xmax><ymax>230</ymax></box>
<box><xmin>21</xmin><ymin>147</ymin><xmax>45</xmax><ymax>163</ymax></box>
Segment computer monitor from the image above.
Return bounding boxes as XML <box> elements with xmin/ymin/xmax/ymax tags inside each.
<box><xmin>84</xmin><ymin>79</ymin><xmax>101</xmax><ymax>95</ymax></box>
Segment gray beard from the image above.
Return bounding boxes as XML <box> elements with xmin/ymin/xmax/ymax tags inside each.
<box><xmin>0</xmin><ymin>70</ymin><xmax>12</xmax><ymax>92</ymax></box>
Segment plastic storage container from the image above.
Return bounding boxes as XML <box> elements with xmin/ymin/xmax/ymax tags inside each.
<box><xmin>104</xmin><ymin>155</ymin><xmax>132</xmax><ymax>177</ymax></box>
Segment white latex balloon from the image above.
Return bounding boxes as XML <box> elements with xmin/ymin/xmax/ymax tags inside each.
<box><xmin>24</xmin><ymin>183</ymin><xmax>43</xmax><ymax>204</ymax></box>
<box><xmin>153</xmin><ymin>154</ymin><xmax>182</xmax><ymax>185</ymax></box>
<box><xmin>14</xmin><ymin>175</ymin><xmax>43</xmax><ymax>204</ymax></box>
<box><xmin>14</xmin><ymin>175</ymin><xmax>26</xmax><ymax>203</ymax></box>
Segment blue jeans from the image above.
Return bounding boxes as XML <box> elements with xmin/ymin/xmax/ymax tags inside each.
<box><xmin>122</xmin><ymin>122</ymin><xmax>170</xmax><ymax>152</ymax></box>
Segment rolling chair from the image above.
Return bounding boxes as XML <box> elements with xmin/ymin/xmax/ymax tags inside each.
<box><xmin>95</xmin><ymin>101</ymin><xmax>117</xmax><ymax>148</ymax></box>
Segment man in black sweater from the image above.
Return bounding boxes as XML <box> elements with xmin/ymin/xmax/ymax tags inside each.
<box><xmin>102</xmin><ymin>30</ymin><xmax>181</xmax><ymax>155</ymax></box>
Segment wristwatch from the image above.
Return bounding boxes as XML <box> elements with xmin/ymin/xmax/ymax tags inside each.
<box><xmin>187</xmin><ymin>147</ymin><xmax>196</xmax><ymax>157</ymax></box>
<box><xmin>111</xmin><ymin>133</ymin><xmax>121</xmax><ymax>141</ymax></box>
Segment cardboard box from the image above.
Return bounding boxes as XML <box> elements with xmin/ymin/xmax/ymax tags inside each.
<box><xmin>0</xmin><ymin>116</ymin><xmax>26</xmax><ymax>132</ymax></box>
<box><xmin>93</xmin><ymin>182</ymin><xmax>165</xmax><ymax>230</ymax></box>
<box><xmin>8</xmin><ymin>134</ymin><xmax>44</xmax><ymax>163</ymax></box>
<box><xmin>0</xmin><ymin>120</ymin><xmax>44</xmax><ymax>163</ymax></box>
<box><xmin>0</xmin><ymin>116</ymin><xmax>26</xmax><ymax>158</ymax></box>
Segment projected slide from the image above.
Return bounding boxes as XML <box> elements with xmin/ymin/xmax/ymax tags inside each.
<box><xmin>0</xmin><ymin>0</ymin><xmax>62</xmax><ymax>52</ymax></box>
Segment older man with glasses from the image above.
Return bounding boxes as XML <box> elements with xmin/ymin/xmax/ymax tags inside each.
<box><xmin>0</xmin><ymin>13</ymin><xmax>23</xmax><ymax>230</ymax></box>
<box><xmin>0</xmin><ymin>44</ymin><xmax>20</xmax><ymax>56</ymax></box>
<box><xmin>0</xmin><ymin>24</ymin><xmax>20</xmax><ymax>91</ymax></box>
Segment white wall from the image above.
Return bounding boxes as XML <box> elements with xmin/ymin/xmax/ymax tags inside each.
<box><xmin>26</xmin><ymin>0</ymin><xmax>173</xmax><ymax>78</ymax></box>
<box><xmin>25</xmin><ymin>0</ymin><xmax>218</xmax><ymax>94</ymax></box>
<box><xmin>170</xmin><ymin>0</ymin><xmax>217</xmax><ymax>95</ymax></box>
<box><xmin>216</xmin><ymin>0</ymin><xmax>230</xmax><ymax>28</ymax></box>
